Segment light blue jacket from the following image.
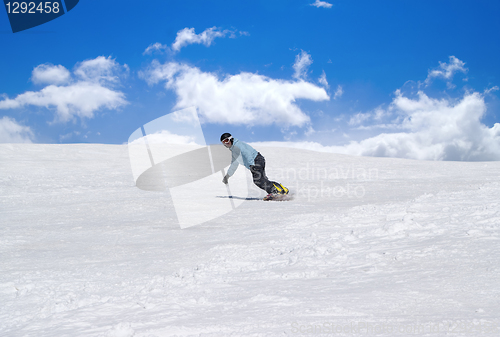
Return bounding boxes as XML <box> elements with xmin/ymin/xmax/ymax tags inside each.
<box><xmin>227</xmin><ymin>138</ymin><xmax>258</xmax><ymax>177</ymax></box>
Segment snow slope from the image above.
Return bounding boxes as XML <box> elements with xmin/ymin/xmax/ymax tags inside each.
<box><xmin>1</xmin><ymin>144</ymin><xmax>499</xmax><ymax>336</ymax></box>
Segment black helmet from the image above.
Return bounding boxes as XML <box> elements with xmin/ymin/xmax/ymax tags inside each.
<box><xmin>220</xmin><ymin>133</ymin><xmax>232</xmax><ymax>142</ymax></box>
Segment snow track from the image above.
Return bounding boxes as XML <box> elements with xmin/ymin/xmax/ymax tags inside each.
<box><xmin>1</xmin><ymin>144</ymin><xmax>499</xmax><ymax>336</ymax></box>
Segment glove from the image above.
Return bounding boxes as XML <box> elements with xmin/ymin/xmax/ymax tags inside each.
<box><xmin>222</xmin><ymin>174</ymin><xmax>229</xmax><ymax>184</ymax></box>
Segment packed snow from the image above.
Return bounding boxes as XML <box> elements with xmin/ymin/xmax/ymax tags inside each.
<box><xmin>1</xmin><ymin>144</ymin><xmax>499</xmax><ymax>336</ymax></box>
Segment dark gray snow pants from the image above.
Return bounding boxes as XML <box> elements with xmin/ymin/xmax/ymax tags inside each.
<box><xmin>249</xmin><ymin>153</ymin><xmax>279</xmax><ymax>194</ymax></box>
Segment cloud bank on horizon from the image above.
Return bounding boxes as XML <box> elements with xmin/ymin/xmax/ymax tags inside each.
<box><xmin>1</xmin><ymin>16</ymin><xmax>499</xmax><ymax>161</ymax></box>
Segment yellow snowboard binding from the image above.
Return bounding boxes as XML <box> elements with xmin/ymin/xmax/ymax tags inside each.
<box><xmin>273</xmin><ymin>183</ymin><xmax>289</xmax><ymax>195</ymax></box>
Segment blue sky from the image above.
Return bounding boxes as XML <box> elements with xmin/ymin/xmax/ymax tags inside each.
<box><xmin>1</xmin><ymin>0</ymin><xmax>499</xmax><ymax>160</ymax></box>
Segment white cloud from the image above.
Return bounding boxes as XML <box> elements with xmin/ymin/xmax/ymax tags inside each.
<box><xmin>143</xmin><ymin>42</ymin><xmax>169</xmax><ymax>55</ymax></box>
<box><xmin>373</xmin><ymin>106</ymin><xmax>386</xmax><ymax>120</ymax></box>
<box><xmin>484</xmin><ymin>86</ymin><xmax>499</xmax><ymax>95</ymax></box>
<box><xmin>0</xmin><ymin>83</ymin><xmax>127</xmax><ymax>122</ymax></box>
<box><xmin>293</xmin><ymin>50</ymin><xmax>313</xmax><ymax>80</ymax></box>
<box><xmin>140</xmin><ymin>60</ymin><xmax>329</xmax><ymax>127</ymax></box>
<box><xmin>0</xmin><ymin>116</ymin><xmax>34</xmax><ymax>143</ymax></box>
<box><xmin>145</xmin><ymin>130</ymin><xmax>199</xmax><ymax>145</ymax></box>
<box><xmin>424</xmin><ymin>56</ymin><xmax>468</xmax><ymax>86</ymax></box>
<box><xmin>346</xmin><ymin>106</ymin><xmax>390</xmax><ymax>129</ymax></box>
<box><xmin>31</xmin><ymin>64</ymin><xmax>71</xmax><ymax>85</ymax></box>
<box><xmin>305</xmin><ymin>125</ymin><xmax>316</xmax><ymax>136</ymax></box>
<box><xmin>348</xmin><ymin>112</ymin><xmax>371</xmax><ymax>126</ymax></box>
<box><xmin>333</xmin><ymin>85</ymin><xmax>344</xmax><ymax>100</ymax></box>
<box><xmin>74</xmin><ymin>56</ymin><xmax>128</xmax><ymax>84</ymax></box>
<box><xmin>171</xmin><ymin>27</ymin><xmax>244</xmax><ymax>52</ymax></box>
<box><xmin>311</xmin><ymin>0</ymin><xmax>333</xmax><ymax>8</ymax></box>
<box><xmin>59</xmin><ymin>131</ymin><xmax>80</xmax><ymax>142</ymax></box>
<box><xmin>250</xmin><ymin>140</ymin><xmax>340</xmax><ymax>153</ymax></box>
<box><xmin>318</xmin><ymin>71</ymin><xmax>329</xmax><ymax>88</ymax></box>
<box><xmin>0</xmin><ymin>56</ymin><xmax>128</xmax><ymax>123</ymax></box>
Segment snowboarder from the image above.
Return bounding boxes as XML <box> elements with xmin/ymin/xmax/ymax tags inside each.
<box><xmin>220</xmin><ymin>133</ymin><xmax>289</xmax><ymax>200</ymax></box>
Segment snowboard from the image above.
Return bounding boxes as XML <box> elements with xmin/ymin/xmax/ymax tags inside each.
<box><xmin>263</xmin><ymin>193</ymin><xmax>293</xmax><ymax>201</ymax></box>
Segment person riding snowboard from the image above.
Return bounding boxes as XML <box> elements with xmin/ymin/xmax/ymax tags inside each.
<box><xmin>220</xmin><ymin>133</ymin><xmax>289</xmax><ymax>200</ymax></box>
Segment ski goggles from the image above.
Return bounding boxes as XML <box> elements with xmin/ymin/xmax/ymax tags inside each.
<box><xmin>221</xmin><ymin>136</ymin><xmax>233</xmax><ymax>144</ymax></box>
